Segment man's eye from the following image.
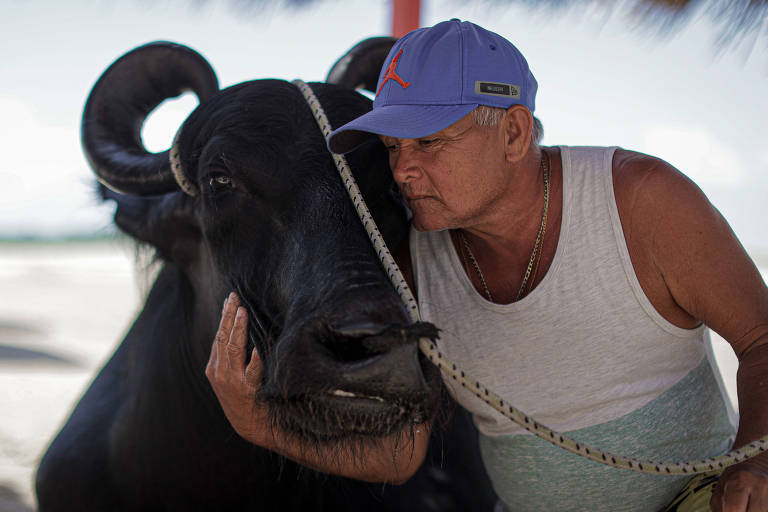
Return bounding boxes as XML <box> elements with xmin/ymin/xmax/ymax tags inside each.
<box><xmin>418</xmin><ymin>139</ymin><xmax>437</xmax><ymax>147</ymax></box>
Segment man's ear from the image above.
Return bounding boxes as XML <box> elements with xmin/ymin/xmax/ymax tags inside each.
<box><xmin>503</xmin><ymin>105</ymin><xmax>533</xmax><ymax>163</ymax></box>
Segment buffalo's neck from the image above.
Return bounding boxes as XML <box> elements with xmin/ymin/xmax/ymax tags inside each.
<box><xmin>108</xmin><ymin>263</ymin><xmax>292</xmax><ymax>502</ymax></box>
<box><xmin>121</xmin><ymin>264</ymin><xmax>227</xmax><ymax>429</ymax></box>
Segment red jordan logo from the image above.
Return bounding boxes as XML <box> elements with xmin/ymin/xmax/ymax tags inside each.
<box><xmin>377</xmin><ymin>49</ymin><xmax>411</xmax><ymax>95</ymax></box>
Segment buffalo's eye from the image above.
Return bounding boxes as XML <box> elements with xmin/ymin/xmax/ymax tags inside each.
<box><xmin>203</xmin><ymin>172</ymin><xmax>234</xmax><ymax>194</ymax></box>
<box><xmin>210</xmin><ymin>175</ymin><xmax>231</xmax><ymax>187</ymax></box>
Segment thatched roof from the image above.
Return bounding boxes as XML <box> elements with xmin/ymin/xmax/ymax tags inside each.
<box><xmin>226</xmin><ymin>0</ymin><xmax>768</xmax><ymax>53</ymax></box>
<box><xmin>556</xmin><ymin>0</ymin><xmax>768</xmax><ymax>48</ymax></box>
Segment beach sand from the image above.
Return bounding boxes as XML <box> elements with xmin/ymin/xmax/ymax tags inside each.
<box><xmin>0</xmin><ymin>240</ymin><xmax>142</xmax><ymax>511</ymax></box>
<box><xmin>0</xmin><ymin>240</ymin><xmax>753</xmax><ymax>511</ymax></box>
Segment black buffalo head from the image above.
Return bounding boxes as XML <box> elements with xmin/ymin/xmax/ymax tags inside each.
<box><xmin>81</xmin><ymin>40</ymin><xmax>442</xmax><ymax>443</ymax></box>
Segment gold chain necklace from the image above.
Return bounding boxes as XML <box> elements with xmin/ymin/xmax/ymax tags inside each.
<box><xmin>459</xmin><ymin>231</ymin><xmax>494</xmax><ymax>301</ymax></box>
<box><xmin>459</xmin><ymin>152</ymin><xmax>551</xmax><ymax>302</ymax></box>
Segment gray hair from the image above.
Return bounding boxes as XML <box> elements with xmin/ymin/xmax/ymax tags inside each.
<box><xmin>471</xmin><ymin>105</ymin><xmax>543</xmax><ymax>146</ymax></box>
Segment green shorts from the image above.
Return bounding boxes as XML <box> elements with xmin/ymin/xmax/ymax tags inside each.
<box><xmin>663</xmin><ymin>471</ymin><xmax>721</xmax><ymax>512</ymax></box>
<box><xmin>493</xmin><ymin>470</ymin><xmax>721</xmax><ymax>511</ymax></box>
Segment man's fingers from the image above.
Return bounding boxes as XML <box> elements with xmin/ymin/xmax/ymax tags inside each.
<box><xmin>245</xmin><ymin>347</ymin><xmax>263</xmax><ymax>385</ymax></box>
<box><xmin>720</xmin><ymin>487</ymin><xmax>749</xmax><ymax>512</ymax></box>
<box><xmin>228</xmin><ymin>292</ymin><xmax>241</xmax><ymax>310</ymax></box>
<box><xmin>712</xmin><ymin>467</ymin><xmax>768</xmax><ymax>512</ymax></box>
<box><xmin>215</xmin><ymin>293</ymin><xmax>238</xmax><ymax>348</ymax></box>
<box><xmin>207</xmin><ymin>292</ymin><xmax>241</xmax><ymax>378</ymax></box>
<box><xmin>208</xmin><ymin>294</ymin><xmax>232</xmax><ymax>373</ymax></box>
<box><xmin>225</xmin><ymin>306</ymin><xmax>249</xmax><ymax>371</ymax></box>
<box><xmin>748</xmin><ymin>491</ymin><xmax>768</xmax><ymax>512</ymax></box>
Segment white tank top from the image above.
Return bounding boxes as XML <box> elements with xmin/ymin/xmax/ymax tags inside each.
<box><xmin>410</xmin><ymin>146</ymin><xmax>736</xmax><ymax>511</ymax></box>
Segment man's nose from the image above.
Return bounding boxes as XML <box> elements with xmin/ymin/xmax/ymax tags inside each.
<box><xmin>390</xmin><ymin>148</ymin><xmax>423</xmax><ymax>186</ymax></box>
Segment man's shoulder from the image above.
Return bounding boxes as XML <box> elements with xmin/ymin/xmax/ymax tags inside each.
<box><xmin>610</xmin><ymin>148</ymin><xmax>715</xmax><ymax>257</ymax></box>
<box><xmin>555</xmin><ymin>146</ymin><xmax>691</xmax><ymax>198</ymax></box>
<box><xmin>612</xmin><ymin>148</ymin><xmax>673</xmax><ymax>173</ymax></box>
<box><xmin>611</xmin><ymin>149</ymin><xmax>700</xmax><ymax>203</ymax></box>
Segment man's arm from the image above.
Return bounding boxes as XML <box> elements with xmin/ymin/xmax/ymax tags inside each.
<box><xmin>613</xmin><ymin>151</ymin><xmax>768</xmax><ymax>511</ymax></box>
<box><xmin>205</xmin><ymin>293</ymin><xmax>431</xmax><ymax>485</ymax></box>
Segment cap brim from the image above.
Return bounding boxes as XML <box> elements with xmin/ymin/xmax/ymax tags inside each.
<box><xmin>327</xmin><ymin>103</ymin><xmax>477</xmax><ymax>154</ymax></box>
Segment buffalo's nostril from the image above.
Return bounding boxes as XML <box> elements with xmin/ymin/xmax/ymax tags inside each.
<box><xmin>322</xmin><ymin>334</ymin><xmax>381</xmax><ymax>363</ymax></box>
<box><xmin>312</xmin><ymin>321</ymin><xmax>432</xmax><ymax>397</ymax></box>
<box><xmin>332</xmin><ymin>322</ymin><xmax>386</xmax><ymax>338</ymax></box>
<box><xmin>336</xmin><ymin>343</ymin><xmax>427</xmax><ymax>396</ymax></box>
<box><xmin>322</xmin><ymin>322</ymin><xmax>393</xmax><ymax>363</ymax></box>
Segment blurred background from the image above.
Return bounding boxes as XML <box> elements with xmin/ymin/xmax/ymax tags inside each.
<box><xmin>1</xmin><ymin>0</ymin><xmax>766</xmax><ymax>509</ymax></box>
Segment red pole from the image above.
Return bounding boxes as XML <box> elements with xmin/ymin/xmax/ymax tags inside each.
<box><xmin>391</xmin><ymin>0</ymin><xmax>421</xmax><ymax>38</ymax></box>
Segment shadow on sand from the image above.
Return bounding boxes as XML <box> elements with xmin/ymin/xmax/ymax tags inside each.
<box><xmin>0</xmin><ymin>320</ymin><xmax>79</xmax><ymax>367</ymax></box>
<box><xmin>0</xmin><ymin>483</ymin><xmax>35</xmax><ymax>512</ymax></box>
<box><xmin>0</xmin><ymin>344</ymin><xmax>78</xmax><ymax>366</ymax></box>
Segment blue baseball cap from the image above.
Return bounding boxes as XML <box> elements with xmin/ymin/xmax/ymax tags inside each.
<box><xmin>327</xmin><ymin>19</ymin><xmax>538</xmax><ymax>154</ymax></box>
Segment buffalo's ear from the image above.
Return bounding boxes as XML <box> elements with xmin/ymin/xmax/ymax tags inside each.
<box><xmin>100</xmin><ymin>185</ymin><xmax>201</xmax><ymax>265</ymax></box>
<box><xmin>377</xmin><ymin>179</ymin><xmax>411</xmax><ymax>250</ymax></box>
<box><xmin>326</xmin><ymin>37</ymin><xmax>397</xmax><ymax>93</ymax></box>
<box><xmin>341</xmin><ymin>137</ymin><xmax>410</xmax><ymax>251</ymax></box>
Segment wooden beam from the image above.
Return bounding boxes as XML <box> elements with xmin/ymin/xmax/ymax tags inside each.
<box><xmin>391</xmin><ymin>0</ymin><xmax>421</xmax><ymax>38</ymax></box>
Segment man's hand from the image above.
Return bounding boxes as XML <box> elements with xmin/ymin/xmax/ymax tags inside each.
<box><xmin>205</xmin><ymin>292</ymin><xmax>270</xmax><ymax>445</ymax></box>
<box><xmin>711</xmin><ymin>459</ymin><xmax>768</xmax><ymax>511</ymax></box>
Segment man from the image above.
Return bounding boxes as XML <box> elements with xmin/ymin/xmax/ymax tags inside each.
<box><xmin>206</xmin><ymin>19</ymin><xmax>768</xmax><ymax>511</ymax></box>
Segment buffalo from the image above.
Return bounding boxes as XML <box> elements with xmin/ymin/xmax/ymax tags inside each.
<box><xmin>35</xmin><ymin>40</ymin><xmax>497</xmax><ymax>511</ymax></box>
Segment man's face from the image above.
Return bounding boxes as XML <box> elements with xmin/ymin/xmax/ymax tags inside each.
<box><xmin>380</xmin><ymin>112</ymin><xmax>510</xmax><ymax>232</ymax></box>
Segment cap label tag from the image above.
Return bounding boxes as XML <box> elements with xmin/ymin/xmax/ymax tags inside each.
<box><xmin>475</xmin><ymin>81</ymin><xmax>521</xmax><ymax>99</ymax></box>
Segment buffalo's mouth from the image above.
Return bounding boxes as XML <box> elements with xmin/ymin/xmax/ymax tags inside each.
<box><xmin>276</xmin><ymin>389</ymin><xmax>430</xmax><ymax>441</ymax></box>
<box><xmin>262</xmin><ymin>321</ymin><xmax>441</xmax><ymax>442</ymax></box>
<box><xmin>328</xmin><ymin>389</ymin><xmax>385</xmax><ymax>402</ymax></box>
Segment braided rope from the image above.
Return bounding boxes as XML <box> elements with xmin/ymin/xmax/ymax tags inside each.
<box><xmin>169</xmin><ymin>126</ymin><xmax>199</xmax><ymax>197</ymax></box>
<box><xmin>292</xmin><ymin>79</ymin><xmax>768</xmax><ymax>475</ymax></box>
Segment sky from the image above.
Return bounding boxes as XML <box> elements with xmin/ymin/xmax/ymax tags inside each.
<box><xmin>1</xmin><ymin>0</ymin><xmax>767</xmax><ymax>255</ymax></box>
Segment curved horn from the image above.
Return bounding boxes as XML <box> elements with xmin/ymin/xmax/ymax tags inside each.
<box><xmin>82</xmin><ymin>41</ymin><xmax>218</xmax><ymax>196</ymax></box>
<box><xmin>326</xmin><ymin>37</ymin><xmax>397</xmax><ymax>93</ymax></box>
